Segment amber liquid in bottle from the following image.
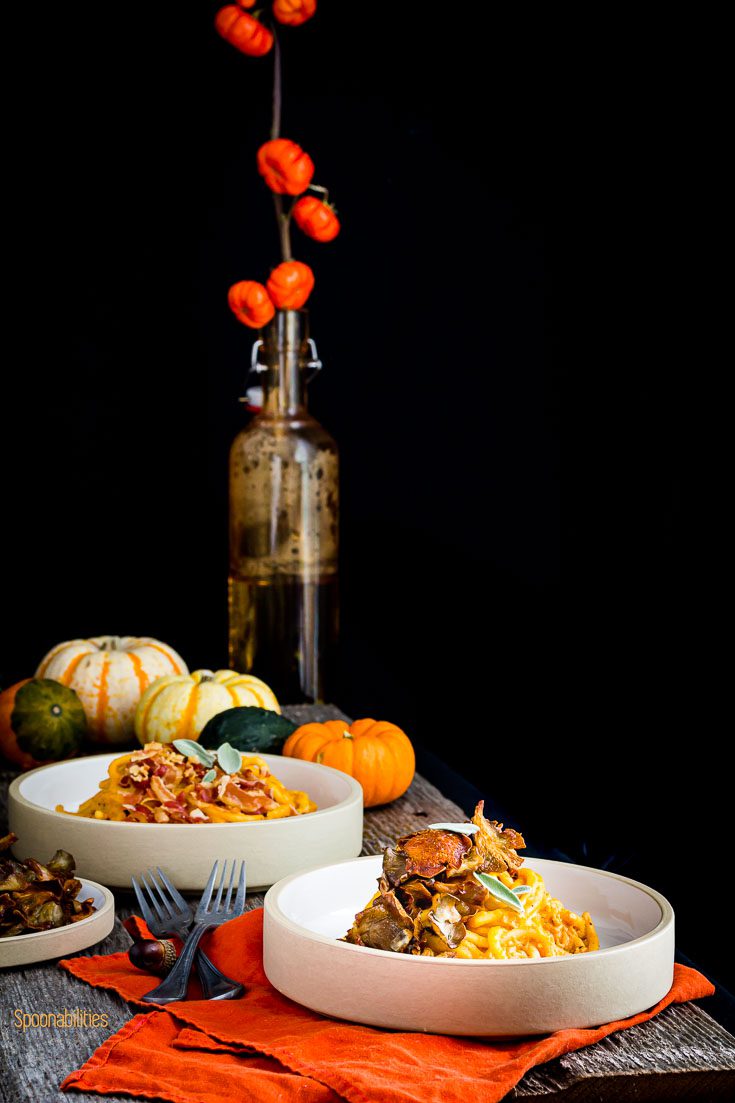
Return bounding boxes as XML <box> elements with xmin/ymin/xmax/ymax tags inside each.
<box><xmin>228</xmin><ymin>311</ymin><xmax>338</xmax><ymax>703</ymax></box>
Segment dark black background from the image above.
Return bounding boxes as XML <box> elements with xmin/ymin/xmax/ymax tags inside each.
<box><xmin>1</xmin><ymin>4</ymin><xmax>730</xmax><ymax>1001</ymax></box>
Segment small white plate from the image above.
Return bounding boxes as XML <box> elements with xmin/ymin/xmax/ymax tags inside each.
<box><xmin>264</xmin><ymin>855</ymin><xmax>675</xmax><ymax>1036</ymax></box>
<box><xmin>9</xmin><ymin>753</ymin><xmax>363</xmax><ymax>890</ymax></box>
<box><xmin>0</xmin><ymin>879</ymin><xmax>115</xmax><ymax>968</ymax></box>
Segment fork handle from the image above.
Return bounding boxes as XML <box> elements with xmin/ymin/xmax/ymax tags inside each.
<box><xmin>196</xmin><ymin>949</ymin><xmax>244</xmax><ymax>1001</ymax></box>
<box><xmin>142</xmin><ymin>922</ymin><xmax>211</xmax><ymax>1004</ymax></box>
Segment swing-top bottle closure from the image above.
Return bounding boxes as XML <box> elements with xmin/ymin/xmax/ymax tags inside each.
<box><xmin>240</xmin><ymin>335</ymin><xmax>323</xmax><ymax>412</ymax></box>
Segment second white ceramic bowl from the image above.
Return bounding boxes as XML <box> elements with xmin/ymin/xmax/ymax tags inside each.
<box><xmin>8</xmin><ymin>753</ymin><xmax>363</xmax><ymax>890</ymax></box>
<box><xmin>264</xmin><ymin>855</ymin><xmax>675</xmax><ymax>1036</ymax></box>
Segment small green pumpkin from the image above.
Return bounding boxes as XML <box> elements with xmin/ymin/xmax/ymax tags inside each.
<box><xmin>200</xmin><ymin>706</ymin><xmax>297</xmax><ymax>755</ymax></box>
<box><xmin>0</xmin><ymin>678</ymin><xmax>87</xmax><ymax>769</ymax></box>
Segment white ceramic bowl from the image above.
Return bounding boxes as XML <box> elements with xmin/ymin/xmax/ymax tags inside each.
<box><xmin>8</xmin><ymin>754</ymin><xmax>363</xmax><ymax>891</ymax></box>
<box><xmin>264</xmin><ymin>855</ymin><xmax>675</xmax><ymax>1036</ymax></box>
<box><xmin>0</xmin><ymin>879</ymin><xmax>114</xmax><ymax>968</ymax></box>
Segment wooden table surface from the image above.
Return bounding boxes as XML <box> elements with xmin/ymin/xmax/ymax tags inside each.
<box><xmin>1</xmin><ymin>705</ymin><xmax>734</xmax><ymax>1103</ymax></box>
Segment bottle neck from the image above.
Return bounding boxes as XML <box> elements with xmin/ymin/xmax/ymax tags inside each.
<box><xmin>260</xmin><ymin>310</ymin><xmax>309</xmax><ymax>417</ymax></box>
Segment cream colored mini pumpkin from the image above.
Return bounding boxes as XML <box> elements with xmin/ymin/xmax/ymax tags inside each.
<box><xmin>36</xmin><ymin>636</ymin><xmax>188</xmax><ymax>745</ymax></box>
<box><xmin>134</xmin><ymin>669</ymin><xmax>280</xmax><ymax>746</ymax></box>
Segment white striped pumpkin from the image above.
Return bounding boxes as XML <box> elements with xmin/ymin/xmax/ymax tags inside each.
<box><xmin>134</xmin><ymin>668</ymin><xmax>280</xmax><ymax>747</ymax></box>
<box><xmin>36</xmin><ymin>636</ymin><xmax>188</xmax><ymax>745</ymax></box>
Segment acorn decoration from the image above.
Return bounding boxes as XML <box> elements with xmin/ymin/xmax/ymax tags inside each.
<box><xmin>123</xmin><ymin>917</ymin><xmax>177</xmax><ymax>975</ymax></box>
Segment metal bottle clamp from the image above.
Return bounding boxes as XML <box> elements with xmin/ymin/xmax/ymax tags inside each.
<box><xmin>239</xmin><ymin>338</ymin><xmax>323</xmax><ymax>405</ymax></box>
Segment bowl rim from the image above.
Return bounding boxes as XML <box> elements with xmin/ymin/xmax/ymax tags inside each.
<box><xmin>0</xmin><ymin>877</ymin><xmax>115</xmax><ymax>945</ymax></box>
<box><xmin>264</xmin><ymin>853</ymin><xmax>675</xmax><ymax>967</ymax></box>
<box><xmin>9</xmin><ymin>752</ymin><xmax>363</xmax><ymax>829</ymax></box>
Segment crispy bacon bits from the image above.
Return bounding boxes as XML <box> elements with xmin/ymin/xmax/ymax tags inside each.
<box><xmin>60</xmin><ymin>742</ymin><xmax>316</xmax><ymax>824</ymax></box>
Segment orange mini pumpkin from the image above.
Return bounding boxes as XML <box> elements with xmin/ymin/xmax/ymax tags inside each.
<box><xmin>215</xmin><ymin>6</ymin><xmax>273</xmax><ymax>57</ymax></box>
<box><xmin>292</xmin><ymin>196</ymin><xmax>340</xmax><ymax>242</ymax></box>
<box><xmin>273</xmin><ymin>0</ymin><xmax>317</xmax><ymax>27</ymax></box>
<box><xmin>257</xmin><ymin>139</ymin><xmax>314</xmax><ymax>196</ymax></box>
<box><xmin>266</xmin><ymin>261</ymin><xmax>315</xmax><ymax>309</ymax></box>
<box><xmin>282</xmin><ymin>718</ymin><xmax>415</xmax><ymax>807</ymax></box>
<box><xmin>228</xmin><ymin>280</ymin><xmax>276</xmax><ymax>328</ymax></box>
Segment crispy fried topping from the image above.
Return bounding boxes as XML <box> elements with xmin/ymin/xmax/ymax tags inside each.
<box><xmin>472</xmin><ymin>800</ymin><xmax>526</xmax><ymax>873</ymax></box>
<box><xmin>396</xmin><ymin>830</ymin><xmax>473</xmax><ymax>879</ymax></box>
<box><xmin>344</xmin><ymin>802</ymin><xmax>525</xmax><ymax>956</ymax></box>
<box><xmin>0</xmin><ymin>846</ymin><xmax>95</xmax><ymax>938</ymax></box>
<box><xmin>61</xmin><ymin>741</ymin><xmax>315</xmax><ymax>823</ymax></box>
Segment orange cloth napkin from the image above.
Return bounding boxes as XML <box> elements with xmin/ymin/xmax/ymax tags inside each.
<box><xmin>60</xmin><ymin>910</ymin><xmax>714</xmax><ymax>1103</ymax></box>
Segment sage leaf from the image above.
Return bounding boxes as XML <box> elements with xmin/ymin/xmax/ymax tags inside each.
<box><xmin>427</xmin><ymin>822</ymin><xmax>480</xmax><ymax>834</ymax></box>
<box><xmin>201</xmin><ymin>769</ymin><xmax>217</xmax><ymax>785</ymax></box>
<box><xmin>474</xmin><ymin>871</ymin><xmax>525</xmax><ymax>913</ymax></box>
<box><xmin>173</xmin><ymin>740</ymin><xmax>215</xmax><ymax>767</ymax></box>
<box><xmin>217</xmin><ymin>742</ymin><xmax>243</xmax><ymax>776</ymax></box>
<box><xmin>512</xmin><ymin>886</ymin><xmax>531</xmax><ymax>895</ymax></box>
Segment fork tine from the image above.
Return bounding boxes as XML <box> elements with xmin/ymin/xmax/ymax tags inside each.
<box><xmin>132</xmin><ymin>876</ymin><xmax>157</xmax><ymax>929</ymax></box>
<box><xmin>224</xmin><ymin>859</ymin><xmax>237</xmax><ymax>911</ymax></box>
<box><xmin>157</xmin><ymin>867</ymin><xmax>190</xmax><ymax>913</ymax></box>
<box><xmin>234</xmin><ymin>861</ymin><xmax>246</xmax><ymax>912</ymax></box>
<box><xmin>199</xmin><ymin>860</ymin><xmax>219</xmax><ymax>915</ymax></box>
<box><xmin>140</xmin><ymin>872</ymin><xmax>167</xmax><ymax>923</ymax></box>
<box><xmin>146</xmin><ymin>870</ymin><xmax>175</xmax><ymax>921</ymax></box>
<box><xmin>213</xmin><ymin>861</ymin><xmax>228</xmax><ymax>911</ymax></box>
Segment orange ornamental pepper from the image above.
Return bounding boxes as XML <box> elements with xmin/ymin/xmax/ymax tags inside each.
<box><xmin>266</xmin><ymin>261</ymin><xmax>315</xmax><ymax>309</ymax></box>
<box><xmin>257</xmin><ymin>139</ymin><xmax>315</xmax><ymax>196</ymax></box>
<box><xmin>292</xmin><ymin>195</ymin><xmax>340</xmax><ymax>242</ymax></box>
<box><xmin>235</xmin><ymin>0</ymin><xmax>256</xmax><ymax>6</ymax></box>
<box><xmin>215</xmin><ymin>6</ymin><xmax>273</xmax><ymax>57</ymax></box>
<box><xmin>228</xmin><ymin>280</ymin><xmax>276</xmax><ymax>328</ymax></box>
<box><xmin>273</xmin><ymin>0</ymin><xmax>317</xmax><ymax>26</ymax></box>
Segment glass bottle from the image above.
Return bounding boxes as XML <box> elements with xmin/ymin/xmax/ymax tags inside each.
<box><xmin>228</xmin><ymin>309</ymin><xmax>339</xmax><ymax>703</ymax></box>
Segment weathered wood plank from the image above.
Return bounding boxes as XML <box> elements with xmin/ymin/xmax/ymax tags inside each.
<box><xmin>1</xmin><ymin>705</ymin><xmax>734</xmax><ymax>1103</ymax></box>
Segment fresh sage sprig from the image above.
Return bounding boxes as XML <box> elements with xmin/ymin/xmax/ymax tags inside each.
<box><xmin>173</xmin><ymin>739</ymin><xmax>214</xmax><ymax>767</ymax></box>
<box><xmin>201</xmin><ymin>769</ymin><xmax>217</xmax><ymax>785</ymax></box>
<box><xmin>217</xmin><ymin>742</ymin><xmax>243</xmax><ymax>775</ymax></box>
<box><xmin>474</xmin><ymin>871</ymin><xmax>528</xmax><ymax>914</ymax></box>
<box><xmin>428</xmin><ymin>822</ymin><xmax>480</xmax><ymax>834</ymax></box>
<box><xmin>173</xmin><ymin>740</ymin><xmax>243</xmax><ymax>777</ymax></box>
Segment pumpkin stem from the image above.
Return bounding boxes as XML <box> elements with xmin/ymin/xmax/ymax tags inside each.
<box><xmin>343</xmin><ymin>731</ymin><xmax>353</xmax><ymax>739</ymax></box>
<box><xmin>50</xmin><ymin>704</ymin><xmax>62</xmax><ymax>717</ymax></box>
<box><xmin>308</xmin><ymin>183</ymin><xmax>330</xmax><ymax>204</ymax></box>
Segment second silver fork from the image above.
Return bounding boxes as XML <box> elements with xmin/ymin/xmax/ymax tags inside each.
<box><xmin>142</xmin><ymin>860</ymin><xmax>247</xmax><ymax>1005</ymax></box>
<box><xmin>133</xmin><ymin>866</ymin><xmax>244</xmax><ymax>1001</ymax></box>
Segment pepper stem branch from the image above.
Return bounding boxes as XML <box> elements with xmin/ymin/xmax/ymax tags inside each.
<box><xmin>270</xmin><ymin>27</ymin><xmax>292</xmax><ymax>261</ymax></box>
<box><xmin>274</xmin><ymin>194</ymin><xmax>293</xmax><ymax>261</ymax></box>
<box><xmin>271</xmin><ymin>26</ymin><xmax>281</xmax><ymax>141</ymax></box>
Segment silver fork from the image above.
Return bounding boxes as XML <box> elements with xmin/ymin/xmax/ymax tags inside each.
<box><xmin>141</xmin><ymin>860</ymin><xmax>246</xmax><ymax>1004</ymax></box>
<box><xmin>132</xmin><ymin>868</ymin><xmax>244</xmax><ymax>1001</ymax></box>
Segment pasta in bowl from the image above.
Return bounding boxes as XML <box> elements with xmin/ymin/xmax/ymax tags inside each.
<box><xmin>343</xmin><ymin>803</ymin><xmax>598</xmax><ymax>959</ymax></box>
<box><xmin>263</xmin><ymin>806</ymin><xmax>674</xmax><ymax>1035</ymax></box>
<box><xmin>8</xmin><ymin>752</ymin><xmax>362</xmax><ymax>890</ymax></box>
<box><xmin>57</xmin><ymin>742</ymin><xmax>316</xmax><ymax>824</ymax></box>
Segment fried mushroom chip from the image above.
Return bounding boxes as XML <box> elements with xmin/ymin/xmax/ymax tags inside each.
<box><xmin>471</xmin><ymin>801</ymin><xmax>525</xmax><ymax>873</ymax></box>
<box><xmin>0</xmin><ymin>844</ymin><xmax>96</xmax><ymax>938</ymax></box>
<box><xmin>396</xmin><ymin>830</ymin><xmax>473</xmax><ymax>879</ymax></box>
<box><xmin>428</xmin><ymin>894</ymin><xmax>466</xmax><ymax>950</ymax></box>
<box><xmin>345</xmin><ymin>902</ymin><xmax>413</xmax><ymax>953</ymax></box>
